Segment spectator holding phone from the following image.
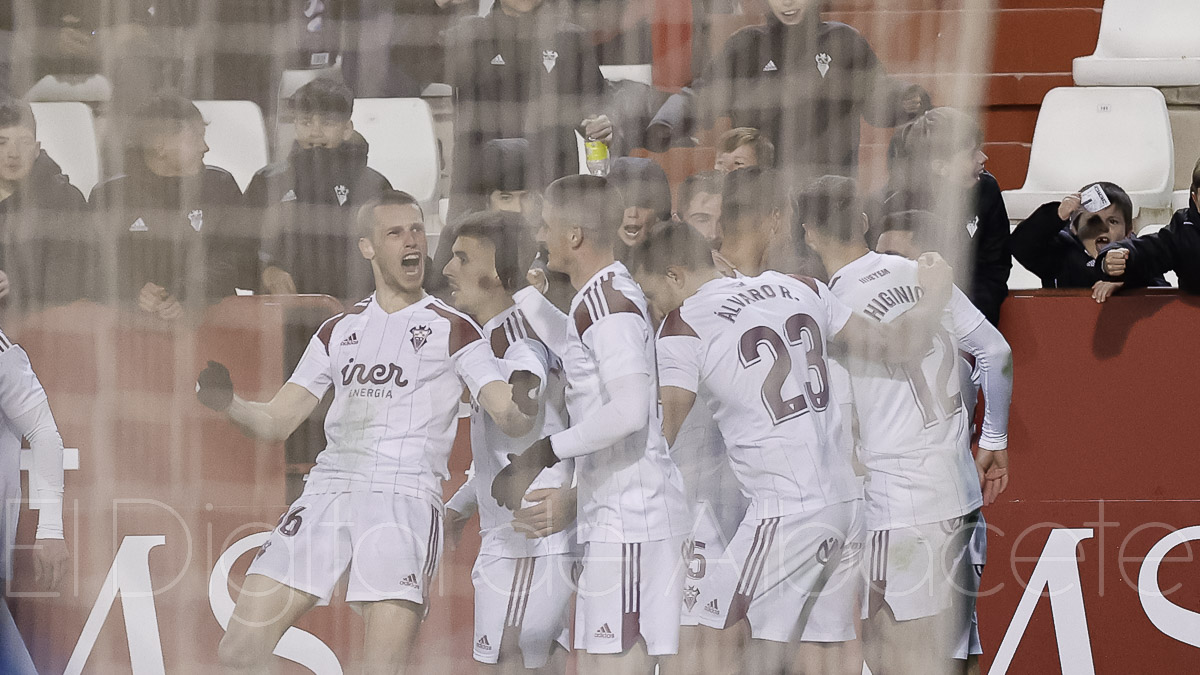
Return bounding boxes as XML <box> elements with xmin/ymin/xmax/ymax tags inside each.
<box><xmin>1012</xmin><ymin>182</ymin><xmax>1165</xmax><ymax>301</ymax></box>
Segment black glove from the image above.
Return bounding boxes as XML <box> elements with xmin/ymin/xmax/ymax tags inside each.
<box><xmin>508</xmin><ymin>370</ymin><xmax>541</xmax><ymax>417</ymax></box>
<box><xmin>196</xmin><ymin>360</ymin><xmax>234</xmax><ymax>412</ymax></box>
<box><xmin>492</xmin><ymin>437</ymin><xmax>559</xmax><ymax>510</ymax></box>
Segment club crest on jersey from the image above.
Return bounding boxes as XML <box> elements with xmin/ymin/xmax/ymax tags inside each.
<box><xmin>684</xmin><ymin>585</ymin><xmax>700</xmax><ymax>611</ymax></box>
<box><xmin>410</xmin><ymin>325</ymin><xmax>432</xmax><ymax>352</ymax></box>
<box><xmin>335</xmin><ymin>184</ymin><xmax>349</xmax><ymax>205</ymax></box>
<box><xmin>542</xmin><ymin>49</ymin><xmax>558</xmax><ymax>73</ymax></box>
<box><xmin>816</xmin><ymin>52</ymin><xmax>832</xmax><ymax>78</ymax></box>
<box><xmin>966</xmin><ymin>216</ymin><xmax>980</xmax><ymax>237</ymax></box>
<box><xmin>188</xmin><ymin>209</ymin><xmax>203</xmax><ymax>232</ymax></box>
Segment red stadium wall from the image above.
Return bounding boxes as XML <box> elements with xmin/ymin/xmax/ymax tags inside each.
<box><xmin>8</xmin><ymin>290</ymin><xmax>1200</xmax><ymax>672</ymax></box>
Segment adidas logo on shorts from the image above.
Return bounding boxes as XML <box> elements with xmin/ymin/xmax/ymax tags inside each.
<box><xmin>593</xmin><ymin>623</ymin><xmax>615</xmax><ymax>639</ymax></box>
<box><xmin>704</xmin><ymin>598</ymin><xmax>720</xmax><ymax>615</ymax></box>
<box><xmin>400</xmin><ymin>573</ymin><xmax>420</xmax><ymax>589</ymax></box>
<box><xmin>476</xmin><ymin>636</ymin><xmax>492</xmax><ymax>652</ymax></box>
<box><xmin>340</xmin><ymin>332</ymin><xmax>359</xmax><ymax>346</ymax></box>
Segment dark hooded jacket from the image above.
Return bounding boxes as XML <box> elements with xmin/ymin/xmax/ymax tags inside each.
<box><xmin>246</xmin><ymin>134</ymin><xmax>392</xmax><ymax>301</ymax></box>
<box><xmin>0</xmin><ymin>150</ymin><xmax>89</xmax><ymax>316</ymax></box>
<box><xmin>1101</xmin><ymin>201</ymin><xmax>1200</xmax><ymax>294</ymax></box>
<box><xmin>647</xmin><ymin>8</ymin><xmax>927</xmax><ymax>182</ymax></box>
<box><xmin>88</xmin><ymin>158</ymin><xmax>252</xmax><ymax>307</ymax></box>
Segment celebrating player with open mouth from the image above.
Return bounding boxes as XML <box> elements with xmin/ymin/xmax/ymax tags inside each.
<box><xmin>197</xmin><ymin>190</ymin><xmax>536</xmax><ymax>675</ymax></box>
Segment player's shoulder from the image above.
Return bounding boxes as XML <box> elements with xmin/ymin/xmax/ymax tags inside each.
<box><xmin>316</xmin><ymin>297</ymin><xmax>372</xmax><ymax>352</ymax></box>
<box><xmin>658</xmin><ymin>307</ymin><xmax>700</xmax><ymax>340</ymax></box>
<box><xmin>572</xmin><ymin>266</ymin><xmax>646</xmax><ymax>336</ymax></box>
<box><xmin>426</xmin><ymin>297</ymin><xmax>486</xmax><ymax>355</ymax></box>
<box><xmin>830</xmin><ymin>252</ymin><xmax>914</xmax><ymax>291</ymax></box>
<box><xmin>489</xmin><ymin>308</ymin><xmax>542</xmax><ymax>358</ymax></box>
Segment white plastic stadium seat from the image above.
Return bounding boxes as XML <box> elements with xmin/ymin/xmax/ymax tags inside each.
<box><xmin>1073</xmin><ymin>0</ymin><xmax>1200</xmax><ymax>87</ymax></box>
<box><xmin>193</xmin><ymin>101</ymin><xmax>269</xmax><ymax>192</ymax></box>
<box><xmin>1174</xmin><ymin>190</ymin><xmax>1190</xmax><ymax>210</ymax></box>
<box><xmin>24</xmin><ymin>74</ymin><xmax>113</xmax><ymax>103</ymax></box>
<box><xmin>1135</xmin><ymin>223</ymin><xmax>1180</xmax><ymax>287</ymax></box>
<box><xmin>350</xmin><ymin>98</ymin><xmax>441</xmax><ymax>223</ymax></box>
<box><xmin>600</xmin><ymin>64</ymin><xmax>653</xmax><ymax>85</ymax></box>
<box><xmin>1007</xmin><ymin>257</ymin><xmax>1043</xmax><ymax>291</ymax></box>
<box><xmin>1002</xmin><ymin>87</ymin><xmax>1174</xmax><ymax>221</ymax></box>
<box><xmin>29</xmin><ymin>102</ymin><xmax>101</xmax><ymax>199</ymax></box>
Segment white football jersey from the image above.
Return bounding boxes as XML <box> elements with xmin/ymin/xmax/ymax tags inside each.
<box><xmin>668</xmin><ymin>396</ymin><xmax>747</xmax><ymax>537</ymax></box>
<box><xmin>656</xmin><ymin>272</ymin><xmax>859</xmax><ymax>520</ymax></box>
<box><xmin>289</xmin><ymin>294</ymin><xmax>506</xmax><ymax>499</ymax></box>
<box><xmin>827</xmin><ymin>252</ymin><xmax>985</xmax><ymax>530</ymax></box>
<box><xmin>467</xmin><ymin>306</ymin><xmax>574</xmax><ymax>558</ymax></box>
<box><xmin>520</xmin><ymin>262</ymin><xmax>690</xmax><ymax>543</ymax></box>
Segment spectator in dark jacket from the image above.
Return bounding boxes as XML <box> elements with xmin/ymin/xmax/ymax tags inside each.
<box><xmin>89</xmin><ymin>92</ymin><xmax>253</xmax><ymax>318</ymax></box>
<box><xmin>445</xmin><ymin>0</ymin><xmax>610</xmax><ymax>220</ymax></box>
<box><xmin>1011</xmin><ymin>182</ymin><xmax>1164</xmax><ymax>296</ymax></box>
<box><xmin>0</xmin><ymin>97</ymin><xmax>88</xmax><ymax>317</ymax></box>
<box><xmin>1099</xmin><ymin>159</ymin><xmax>1200</xmax><ymax>295</ymax></box>
<box><xmin>645</xmin><ymin>0</ymin><xmax>928</xmax><ymax>182</ymax></box>
<box><xmin>873</xmin><ymin>107</ymin><xmax>1010</xmax><ymax>325</ymax></box>
<box><xmin>247</xmin><ymin>78</ymin><xmax>391</xmax><ymax>301</ymax></box>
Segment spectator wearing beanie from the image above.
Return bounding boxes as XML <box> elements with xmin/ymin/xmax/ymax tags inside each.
<box><xmin>88</xmin><ymin>92</ymin><xmax>253</xmax><ymax>318</ymax></box>
<box><xmin>607</xmin><ymin>157</ymin><xmax>671</xmax><ymax>262</ymax></box>
<box><xmin>246</xmin><ymin>78</ymin><xmax>392</xmax><ymax>301</ymax></box>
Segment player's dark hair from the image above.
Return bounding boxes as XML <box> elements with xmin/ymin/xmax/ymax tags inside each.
<box><xmin>628</xmin><ymin>221</ymin><xmax>716</xmax><ymax>276</ymax></box>
<box><xmin>544</xmin><ymin>174</ymin><xmax>624</xmax><ymax>247</ymax></box>
<box><xmin>717</xmin><ymin>127</ymin><xmax>775</xmax><ymax>168</ymax></box>
<box><xmin>452</xmin><ymin>210</ymin><xmax>536</xmax><ymax>293</ymax></box>
<box><xmin>356</xmin><ymin>190</ymin><xmax>423</xmax><ymax>239</ymax></box>
<box><xmin>878</xmin><ymin>209</ymin><xmax>941</xmax><ymax>250</ymax></box>
<box><xmin>1074</xmin><ymin>181</ymin><xmax>1133</xmax><ymax>233</ymax></box>
<box><xmin>0</xmin><ymin>96</ymin><xmax>36</xmax><ymax>133</ymax></box>
<box><xmin>677</xmin><ymin>170</ymin><xmax>724</xmax><ymax>214</ymax></box>
<box><xmin>796</xmin><ymin>175</ymin><xmax>866</xmax><ymax>244</ymax></box>
<box><xmin>131</xmin><ymin>91</ymin><xmax>205</xmax><ymax>151</ymax></box>
<box><xmin>609</xmin><ymin>157</ymin><xmax>672</xmax><ymax>222</ymax></box>
<box><xmin>1192</xmin><ymin>156</ymin><xmax>1200</xmax><ymax>195</ymax></box>
<box><xmin>719</xmin><ymin>167</ymin><xmax>783</xmax><ymax>239</ymax></box>
<box><xmin>888</xmin><ymin>107</ymin><xmax>982</xmax><ymax>175</ymax></box>
<box><xmin>288</xmin><ymin>77</ymin><xmax>354</xmax><ymax>119</ymax></box>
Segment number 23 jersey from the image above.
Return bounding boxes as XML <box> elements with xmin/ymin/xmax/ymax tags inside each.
<box><xmin>827</xmin><ymin>251</ymin><xmax>984</xmax><ymax>531</ymax></box>
<box><xmin>656</xmin><ymin>272</ymin><xmax>859</xmax><ymax>521</ymax></box>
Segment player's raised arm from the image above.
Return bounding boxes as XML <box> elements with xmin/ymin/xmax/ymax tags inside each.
<box><xmin>197</xmin><ymin>360</ymin><xmax>321</xmax><ymax>442</ymax></box>
<box><xmin>833</xmin><ymin>252</ymin><xmax>955</xmax><ymax>362</ymax></box>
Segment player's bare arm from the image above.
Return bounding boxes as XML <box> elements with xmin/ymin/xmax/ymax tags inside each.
<box><xmin>660</xmin><ymin>385</ymin><xmax>698</xmax><ymax>448</ymax></box>
<box><xmin>476</xmin><ymin>378</ymin><xmax>537</xmax><ymax>438</ymax></box>
<box><xmin>196</xmin><ymin>361</ymin><xmax>320</xmax><ymax>442</ymax></box>
<box><xmin>834</xmin><ymin>252</ymin><xmax>955</xmax><ymax>362</ymax></box>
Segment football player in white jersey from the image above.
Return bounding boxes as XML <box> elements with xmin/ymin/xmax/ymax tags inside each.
<box><xmin>629</xmin><ymin>221</ymin><xmax>954</xmax><ymax>674</ymax></box>
<box><xmin>440</xmin><ymin>210</ymin><xmax>576</xmax><ymax>674</ymax></box>
<box><xmin>799</xmin><ymin>177</ymin><xmax>1012</xmax><ymax>675</ymax></box>
<box><xmin>197</xmin><ymin>190</ymin><xmax>537</xmax><ymax>675</ymax></box>
<box><xmin>0</xmin><ymin>328</ymin><xmax>69</xmax><ymax>675</ymax></box>
<box><xmin>496</xmin><ymin>175</ymin><xmax>691</xmax><ymax>675</ymax></box>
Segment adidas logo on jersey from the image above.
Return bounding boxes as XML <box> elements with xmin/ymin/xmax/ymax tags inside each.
<box><xmin>129</xmin><ymin>217</ymin><xmax>149</xmax><ymax>232</ymax></box>
<box><xmin>400</xmin><ymin>573</ymin><xmax>420</xmax><ymax>589</ymax></box>
<box><xmin>704</xmin><ymin>598</ymin><xmax>720</xmax><ymax>615</ymax></box>
<box><xmin>476</xmin><ymin>635</ymin><xmax>492</xmax><ymax>651</ymax></box>
<box><xmin>593</xmin><ymin>623</ymin><xmax>615</xmax><ymax>639</ymax></box>
<box><xmin>491</xmin><ymin>54</ymin><xmax>506</xmax><ymax>66</ymax></box>
<box><xmin>281</xmin><ymin>189</ymin><xmax>297</xmax><ymax>202</ymax></box>
<box><xmin>763</xmin><ymin>60</ymin><xmax>778</xmax><ymax>72</ymax></box>
<box><xmin>340</xmin><ymin>332</ymin><xmax>358</xmax><ymax>346</ymax></box>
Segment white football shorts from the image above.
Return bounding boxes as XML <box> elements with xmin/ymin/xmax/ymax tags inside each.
<box><xmin>471</xmin><ymin>553</ymin><xmax>574</xmax><ymax>669</ymax></box>
<box><xmin>247</xmin><ymin>490</ymin><xmax>443</xmax><ymax>607</ymax></box>
<box><xmin>575</xmin><ymin>536</ymin><xmax>687</xmax><ymax>656</ymax></box>
<box><xmin>682</xmin><ymin>499</ymin><xmax>743</xmax><ymax>627</ymax></box>
<box><xmin>698</xmin><ymin>500</ymin><xmax>858</xmax><ymax>643</ymax></box>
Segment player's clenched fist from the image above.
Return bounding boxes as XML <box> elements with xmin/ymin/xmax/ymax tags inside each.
<box><xmin>196</xmin><ymin>360</ymin><xmax>234</xmax><ymax>412</ymax></box>
<box><xmin>492</xmin><ymin>437</ymin><xmax>559</xmax><ymax>510</ymax></box>
<box><xmin>1102</xmin><ymin>247</ymin><xmax>1129</xmax><ymax>277</ymax></box>
<box><xmin>508</xmin><ymin>370</ymin><xmax>541</xmax><ymax>417</ymax></box>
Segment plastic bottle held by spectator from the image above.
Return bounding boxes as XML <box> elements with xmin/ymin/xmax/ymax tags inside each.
<box><xmin>585</xmin><ymin>140</ymin><xmax>610</xmax><ymax>177</ymax></box>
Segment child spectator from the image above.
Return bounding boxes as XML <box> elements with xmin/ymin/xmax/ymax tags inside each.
<box><xmin>645</xmin><ymin>0</ymin><xmax>928</xmax><ymax>182</ymax></box>
<box><xmin>246</xmin><ymin>78</ymin><xmax>391</xmax><ymax>300</ymax></box>
<box><xmin>88</xmin><ymin>92</ymin><xmax>253</xmax><ymax>318</ymax></box>
<box><xmin>1011</xmin><ymin>182</ymin><xmax>1165</xmax><ymax>295</ymax></box>
<box><xmin>608</xmin><ymin>156</ymin><xmax>672</xmax><ymax>258</ymax></box>
<box><xmin>675</xmin><ymin>170</ymin><xmax>723</xmax><ymax>241</ymax></box>
<box><xmin>714</xmin><ymin>127</ymin><xmax>774</xmax><ymax>172</ymax></box>
<box><xmin>1099</xmin><ymin>158</ymin><xmax>1200</xmax><ymax>295</ymax></box>
<box><xmin>875</xmin><ymin>107</ymin><xmax>1010</xmax><ymax>325</ymax></box>
<box><xmin>0</xmin><ymin>96</ymin><xmax>88</xmax><ymax>317</ymax></box>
